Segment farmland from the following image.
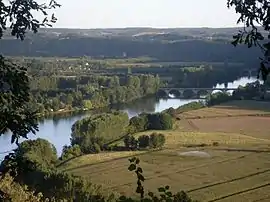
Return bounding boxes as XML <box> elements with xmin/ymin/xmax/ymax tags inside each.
<box><xmin>59</xmin><ymin>100</ymin><xmax>270</xmax><ymax>202</ymax></box>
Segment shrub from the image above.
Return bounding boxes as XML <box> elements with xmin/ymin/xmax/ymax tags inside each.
<box><xmin>129</xmin><ymin>112</ymin><xmax>173</xmax><ymax>134</ymax></box>
<box><xmin>206</xmin><ymin>92</ymin><xmax>232</xmax><ymax>106</ymax></box>
<box><xmin>128</xmin><ymin>114</ymin><xmax>148</xmax><ymax>133</ymax></box>
<box><xmin>124</xmin><ymin>135</ymin><xmax>138</xmax><ymax>150</ymax></box>
<box><xmin>212</xmin><ymin>142</ymin><xmax>219</xmax><ymax>147</ymax></box>
<box><xmin>0</xmin><ymin>173</ymin><xmax>45</xmax><ymax>202</ymax></box>
<box><xmin>60</xmin><ymin>144</ymin><xmax>82</xmax><ymax>161</ymax></box>
<box><xmin>93</xmin><ymin>143</ymin><xmax>102</xmax><ymax>153</ymax></box>
<box><xmin>149</xmin><ymin>133</ymin><xmax>166</xmax><ymax>149</ymax></box>
<box><xmin>0</xmin><ymin>138</ymin><xmax>58</xmax><ymax>175</ymax></box>
<box><xmin>71</xmin><ymin>111</ymin><xmax>129</xmax><ymax>154</ymax></box>
<box><xmin>147</xmin><ymin>113</ymin><xmax>173</xmax><ymax>130</ymax></box>
<box><xmin>138</xmin><ymin>135</ymin><xmax>150</xmax><ymax>148</ymax></box>
<box><xmin>164</xmin><ymin>101</ymin><xmax>205</xmax><ymax>116</ymax></box>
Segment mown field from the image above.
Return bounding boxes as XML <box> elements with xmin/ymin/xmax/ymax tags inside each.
<box><xmin>59</xmin><ymin>100</ymin><xmax>270</xmax><ymax>202</ymax></box>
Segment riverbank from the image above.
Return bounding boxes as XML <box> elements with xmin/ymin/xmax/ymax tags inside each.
<box><xmin>0</xmin><ymin>97</ymin><xmax>200</xmax><ymax>158</ymax></box>
<box><xmin>36</xmin><ymin>94</ymin><xmax>159</xmax><ymax>120</ymax></box>
<box><xmin>58</xmin><ymin>100</ymin><xmax>270</xmax><ymax>201</ymax></box>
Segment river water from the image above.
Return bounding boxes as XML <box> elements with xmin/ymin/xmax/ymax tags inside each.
<box><xmin>0</xmin><ymin>77</ymin><xmax>260</xmax><ymax>158</ymax></box>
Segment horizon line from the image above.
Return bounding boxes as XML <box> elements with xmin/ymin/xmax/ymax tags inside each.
<box><xmin>45</xmin><ymin>25</ymin><xmax>245</xmax><ymax>30</ymax></box>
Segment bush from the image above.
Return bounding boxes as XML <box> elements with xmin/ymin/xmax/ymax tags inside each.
<box><xmin>71</xmin><ymin>111</ymin><xmax>129</xmax><ymax>154</ymax></box>
<box><xmin>212</xmin><ymin>142</ymin><xmax>219</xmax><ymax>147</ymax></box>
<box><xmin>147</xmin><ymin>113</ymin><xmax>173</xmax><ymax>130</ymax></box>
<box><xmin>129</xmin><ymin>112</ymin><xmax>173</xmax><ymax>133</ymax></box>
<box><xmin>22</xmin><ymin>170</ymin><xmax>114</xmax><ymax>202</ymax></box>
<box><xmin>164</xmin><ymin>101</ymin><xmax>205</xmax><ymax>116</ymax></box>
<box><xmin>93</xmin><ymin>143</ymin><xmax>102</xmax><ymax>153</ymax></box>
<box><xmin>138</xmin><ymin>135</ymin><xmax>150</xmax><ymax>148</ymax></box>
<box><xmin>124</xmin><ymin>135</ymin><xmax>138</xmax><ymax>150</ymax></box>
<box><xmin>0</xmin><ymin>138</ymin><xmax>58</xmax><ymax>175</ymax></box>
<box><xmin>0</xmin><ymin>173</ymin><xmax>45</xmax><ymax>202</ymax></box>
<box><xmin>149</xmin><ymin>133</ymin><xmax>166</xmax><ymax>149</ymax></box>
<box><xmin>128</xmin><ymin>114</ymin><xmax>148</xmax><ymax>133</ymax></box>
<box><xmin>79</xmin><ymin>137</ymin><xmax>105</xmax><ymax>154</ymax></box>
<box><xmin>61</xmin><ymin>144</ymin><xmax>82</xmax><ymax>161</ymax></box>
<box><xmin>206</xmin><ymin>92</ymin><xmax>232</xmax><ymax>106</ymax></box>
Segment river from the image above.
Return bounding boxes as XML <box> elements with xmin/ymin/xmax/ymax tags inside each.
<box><xmin>0</xmin><ymin>77</ymin><xmax>261</xmax><ymax>158</ymax></box>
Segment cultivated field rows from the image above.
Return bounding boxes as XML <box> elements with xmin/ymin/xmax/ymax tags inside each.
<box><xmin>61</xmin><ymin>101</ymin><xmax>270</xmax><ymax>201</ymax></box>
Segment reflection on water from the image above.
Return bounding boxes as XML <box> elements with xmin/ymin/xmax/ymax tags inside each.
<box><xmin>0</xmin><ymin>98</ymin><xmax>199</xmax><ymax>158</ymax></box>
<box><xmin>116</xmin><ymin>97</ymin><xmax>201</xmax><ymax>118</ymax></box>
<box><xmin>0</xmin><ymin>77</ymin><xmax>259</xmax><ymax>158</ymax></box>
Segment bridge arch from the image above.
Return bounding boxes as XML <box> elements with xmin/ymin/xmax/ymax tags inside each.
<box><xmin>225</xmin><ymin>89</ymin><xmax>236</xmax><ymax>95</ymax></box>
<box><xmin>197</xmin><ymin>89</ymin><xmax>212</xmax><ymax>98</ymax></box>
<box><xmin>211</xmin><ymin>89</ymin><xmax>224</xmax><ymax>94</ymax></box>
<box><xmin>157</xmin><ymin>89</ymin><xmax>168</xmax><ymax>97</ymax></box>
<box><xmin>182</xmin><ymin>89</ymin><xmax>196</xmax><ymax>99</ymax></box>
<box><xmin>168</xmin><ymin>89</ymin><xmax>181</xmax><ymax>98</ymax></box>
<box><xmin>158</xmin><ymin>87</ymin><xmax>238</xmax><ymax>99</ymax></box>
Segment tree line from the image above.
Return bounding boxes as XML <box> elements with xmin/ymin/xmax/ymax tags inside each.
<box><xmin>0</xmin><ymin>33</ymin><xmax>260</xmax><ymax>66</ymax></box>
<box><xmin>69</xmin><ymin>111</ymin><xmax>173</xmax><ymax>155</ymax></box>
<box><xmin>0</xmin><ymin>110</ymin><xmax>175</xmax><ymax>201</ymax></box>
<box><xmin>28</xmin><ymin>74</ymin><xmax>161</xmax><ymax>115</ymax></box>
<box><xmin>206</xmin><ymin>80</ymin><xmax>268</xmax><ymax>106</ymax></box>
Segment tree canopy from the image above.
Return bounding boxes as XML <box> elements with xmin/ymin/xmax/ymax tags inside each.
<box><xmin>0</xmin><ymin>0</ymin><xmax>60</xmax><ymax>144</ymax></box>
<box><xmin>227</xmin><ymin>0</ymin><xmax>270</xmax><ymax>81</ymax></box>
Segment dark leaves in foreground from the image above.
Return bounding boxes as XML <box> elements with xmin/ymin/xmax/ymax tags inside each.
<box><xmin>227</xmin><ymin>0</ymin><xmax>270</xmax><ymax>81</ymax></box>
<box><xmin>0</xmin><ymin>56</ymin><xmax>39</xmax><ymax>144</ymax></box>
<box><xmin>0</xmin><ymin>0</ymin><xmax>60</xmax><ymax>144</ymax></box>
<box><xmin>0</xmin><ymin>0</ymin><xmax>61</xmax><ymax>40</ymax></box>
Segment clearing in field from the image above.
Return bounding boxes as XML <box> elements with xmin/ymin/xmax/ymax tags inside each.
<box><xmin>59</xmin><ymin>100</ymin><xmax>270</xmax><ymax>201</ymax></box>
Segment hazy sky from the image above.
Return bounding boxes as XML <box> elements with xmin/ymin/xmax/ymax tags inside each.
<box><xmin>52</xmin><ymin>0</ymin><xmax>241</xmax><ymax>28</ymax></box>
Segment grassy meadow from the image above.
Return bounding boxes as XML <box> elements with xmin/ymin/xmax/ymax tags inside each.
<box><xmin>59</xmin><ymin>100</ymin><xmax>270</xmax><ymax>202</ymax></box>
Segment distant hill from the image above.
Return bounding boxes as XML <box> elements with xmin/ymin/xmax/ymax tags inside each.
<box><xmin>0</xmin><ymin>27</ymin><xmax>264</xmax><ymax>66</ymax></box>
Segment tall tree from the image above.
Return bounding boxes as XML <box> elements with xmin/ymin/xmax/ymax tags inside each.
<box><xmin>227</xmin><ymin>0</ymin><xmax>270</xmax><ymax>81</ymax></box>
<box><xmin>0</xmin><ymin>0</ymin><xmax>60</xmax><ymax>144</ymax></box>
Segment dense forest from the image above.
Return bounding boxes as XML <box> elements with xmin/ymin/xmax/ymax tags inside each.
<box><xmin>10</xmin><ymin>54</ymin><xmax>263</xmax><ymax>116</ymax></box>
<box><xmin>28</xmin><ymin>74</ymin><xmax>161</xmax><ymax>115</ymax></box>
<box><xmin>0</xmin><ymin>28</ymin><xmax>262</xmax><ymax>66</ymax></box>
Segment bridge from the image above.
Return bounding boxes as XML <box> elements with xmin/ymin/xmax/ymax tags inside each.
<box><xmin>158</xmin><ymin>87</ymin><xmax>238</xmax><ymax>99</ymax></box>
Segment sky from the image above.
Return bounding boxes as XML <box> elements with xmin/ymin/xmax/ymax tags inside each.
<box><xmin>51</xmin><ymin>0</ymin><xmax>241</xmax><ymax>29</ymax></box>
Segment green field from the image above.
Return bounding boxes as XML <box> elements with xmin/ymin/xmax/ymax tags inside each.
<box><xmin>59</xmin><ymin>101</ymin><xmax>270</xmax><ymax>202</ymax></box>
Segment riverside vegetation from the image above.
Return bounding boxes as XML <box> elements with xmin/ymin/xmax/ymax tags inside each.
<box><xmin>1</xmin><ymin>0</ymin><xmax>270</xmax><ymax>201</ymax></box>
<box><xmin>1</xmin><ymin>82</ymin><xmax>269</xmax><ymax>201</ymax></box>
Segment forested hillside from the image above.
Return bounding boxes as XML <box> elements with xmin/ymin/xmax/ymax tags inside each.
<box><xmin>0</xmin><ymin>27</ymin><xmax>261</xmax><ymax>65</ymax></box>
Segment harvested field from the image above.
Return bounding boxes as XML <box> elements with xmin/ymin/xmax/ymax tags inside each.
<box><xmin>61</xmin><ymin>148</ymin><xmax>270</xmax><ymax>202</ymax></box>
<box><xmin>60</xmin><ymin>100</ymin><xmax>270</xmax><ymax>201</ymax></box>
<box><xmin>129</xmin><ymin>131</ymin><xmax>270</xmax><ymax>148</ymax></box>
<box><xmin>190</xmin><ymin>116</ymin><xmax>270</xmax><ymax>140</ymax></box>
<box><xmin>179</xmin><ymin>100</ymin><xmax>270</xmax><ymax>119</ymax></box>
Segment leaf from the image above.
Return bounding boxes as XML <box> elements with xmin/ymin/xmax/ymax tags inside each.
<box><xmin>137</xmin><ymin>167</ymin><xmax>143</xmax><ymax>173</ymax></box>
<box><xmin>119</xmin><ymin>196</ymin><xmax>127</xmax><ymax>201</ymax></box>
<box><xmin>165</xmin><ymin>185</ymin><xmax>170</xmax><ymax>190</ymax></box>
<box><xmin>158</xmin><ymin>187</ymin><xmax>166</xmax><ymax>193</ymax></box>
<box><xmin>166</xmin><ymin>191</ymin><xmax>173</xmax><ymax>197</ymax></box>
<box><xmin>165</xmin><ymin>198</ymin><xmax>173</xmax><ymax>202</ymax></box>
<box><xmin>129</xmin><ymin>157</ymin><xmax>136</xmax><ymax>163</ymax></box>
<box><xmin>11</xmin><ymin>135</ymin><xmax>16</xmax><ymax>144</ymax></box>
<box><xmin>136</xmin><ymin>186</ymin><xmax>143</xmax><ymax>193</ymax></box>
<box><xmin>128</xmin><ymin>164</ymin><xmax>136</xmax><ymax>171</ymax></box>
<box><xmin>138</xmin><ymin>173</ymin><xmax>145</xmax><ymax>181</ymax></box>
<box><xmin>148</xmin><ymin>192</ymin><xmax>154</xmax><ymax>197</ymax></box>
<box><xmin>135</xmin><ymin>158</ymin><xmax>140</xmax><ymax>164</ymax></box>
<box><xmin>160</xmin><ymin>194</ymin><xmax>166</xmax><ymax>199</ymax></box>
